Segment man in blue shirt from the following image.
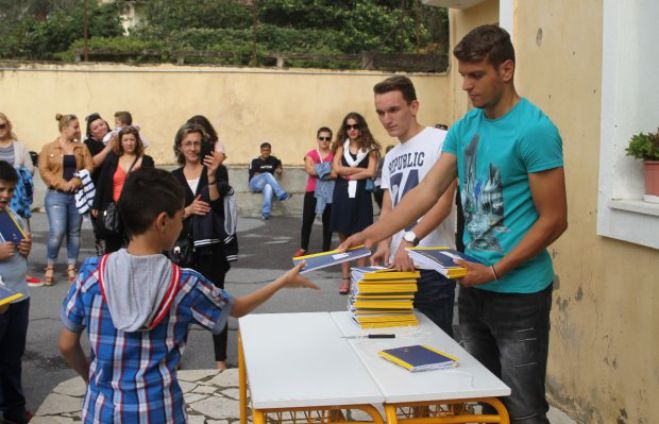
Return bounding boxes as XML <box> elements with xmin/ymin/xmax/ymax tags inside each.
<box><xmin>340</xmin><ymin>25</ymin><xmax>567</xmax><ymax>423</ymax></box>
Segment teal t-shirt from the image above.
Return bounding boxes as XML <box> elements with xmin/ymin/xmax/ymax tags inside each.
<box><xmin>443</xmin><ymin>98</ymin><xmax>563</xmax><ymax>293</ymax></box>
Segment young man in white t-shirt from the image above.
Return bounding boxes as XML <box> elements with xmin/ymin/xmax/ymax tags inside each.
<box><xmin>371</xmin><ymin>75</ymin><xmax>458</xmax><ymax>336</ymax></box>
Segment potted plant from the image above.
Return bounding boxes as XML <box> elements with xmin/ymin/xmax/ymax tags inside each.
<box><xmin>626</xmin><ymin>128</ymin><xmax>659</xmax><ymax>202</ymax></box>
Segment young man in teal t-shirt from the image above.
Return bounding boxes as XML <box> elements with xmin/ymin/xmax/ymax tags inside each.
<box><xmin>340</xmin><ymin>25</ymin><xmax>567</xmax><ymax>423</ymax></box>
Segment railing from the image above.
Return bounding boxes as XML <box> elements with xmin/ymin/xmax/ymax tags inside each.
<box><xmin>73</xmin><ymin>49</ymin><xmax>448</xmax><ymax>73</ymax></box>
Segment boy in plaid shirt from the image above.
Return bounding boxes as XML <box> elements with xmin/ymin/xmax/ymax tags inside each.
<box><xmin>59</xmin><ymin>168</ymin><xmax>317</xmax><ymax>424</ymax></box>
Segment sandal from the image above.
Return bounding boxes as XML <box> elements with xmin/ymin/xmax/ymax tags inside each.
<box><xmin>339</xmin><ymin>277</ymin><xmax>350</xmax><ymax>295</ymax></box>
<box><xmin>67</xmin><ymin>265</ymin><xmax>77</xmax><ymax>284</ymax></box>
<box><xmin>44</xmin><ymin>266</ymin><xmax>55</xmax><ymax>286</ymax></box>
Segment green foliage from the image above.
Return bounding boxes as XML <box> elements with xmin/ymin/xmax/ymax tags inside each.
<box><xmin>626</xmin><ymin>130</ymin><xmax>659</xmax><ymax>161</ymax></box>
<box><xmin>0</xmin><ymin>0</ymin><xmax>448</xmax><ymax>70</ymax></box>
<box><xmin>0</xmin><ymin>1</ymin><xmax>123</xmax><ymax>60</ymax></box>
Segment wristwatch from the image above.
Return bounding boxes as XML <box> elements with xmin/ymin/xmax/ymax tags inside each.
<box><xmin>403</xmin><ymin>231</ymin><xmax>420</xmax><ymax>246</ymax></box>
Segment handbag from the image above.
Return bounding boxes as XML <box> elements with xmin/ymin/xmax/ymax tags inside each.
<box><xmin>169</xmin><ymin>233</ymin><xmax>195</xmax><ymax>267</ymax></box>
<box><xmin>99</xmin><ymin>202</ymin><xmax>121</xmax><ymax>236</ymax></box>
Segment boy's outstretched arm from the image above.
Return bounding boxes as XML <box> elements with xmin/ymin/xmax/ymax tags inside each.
<box><xmin>58</xmin><ymin>328</ymin><xmax>90</xmax><ymax>383</ymax></box>
<box><xmin>231</xmin><ymin>262</ymin><xmax>318</xmax><ymax>318</ymax></box>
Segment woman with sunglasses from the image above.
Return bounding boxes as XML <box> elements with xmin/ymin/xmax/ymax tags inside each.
<box><xmin>330</xmin><ymin>112</ymin><xmax>381</xmax><ymax>294</ymax></box>
<box><xmin>91</xmin><ymin>126</ymin><xmax>154</xmax><ymax>253</ymax></box>
<box><xmin>38</xmin><ymin>114</ymin><xmax>94</xmax><ymax>285</ymax></box>
<box><xmin>294</xmin><ymin>126</ymin><xmax>336</xmax><ymax>257</ymax></box>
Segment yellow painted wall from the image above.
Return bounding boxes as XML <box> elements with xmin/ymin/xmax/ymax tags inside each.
<box><xmin>0</xmin><ymin>64</ymin><xmax>449</xmax><ymax>165</ymax></box>
<box><xmin>447</xmin><ymin>1</ymin><xmax>659</xmax><ymax>422</ymax></box>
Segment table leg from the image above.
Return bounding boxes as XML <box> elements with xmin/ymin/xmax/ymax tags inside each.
<box><xmin>238</xmin><ymin>331</ymin><xmax>248</xmax><ymax>424</ymax></box>
<box><xmin>253</xmin><ymin>409</ymin><xmax>266</xmax><ymax>424</ymax></box>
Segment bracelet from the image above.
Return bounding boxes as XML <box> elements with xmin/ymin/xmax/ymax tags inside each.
<box><xmin>490</xmin><ymin>265</ymin><xmax>499</xmax><ymax>280</ymax></box>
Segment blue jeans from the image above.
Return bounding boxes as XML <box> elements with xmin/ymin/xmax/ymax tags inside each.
<box><xmin>249</xmin><ymin>173</ymin><xmax>288</xmax><ymax>217</ymax></box>
<box><xmin>45</xmin><ymin>190</ymin><xmax>82</xmax><ymax>266</ymax></box>
<box><xmin>459</xmin><ymin>284</ymin><xmax>553</xmax><ymax>424</ymax></box>
<box><xmin>0</xmin><ymin>299</ymin><xmax>29</xmax><ymax>420</ymax></box>
<box><xmin>414</xmin><ymin>269</ymin><xmax>455</xmax><ymax>338</ymax></box>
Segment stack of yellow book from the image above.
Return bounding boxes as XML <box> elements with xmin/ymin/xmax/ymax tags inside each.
<box><xmin>349</xmin><ymin>266</ymin><xmax>420</xmax><ymax>329</ymax></box>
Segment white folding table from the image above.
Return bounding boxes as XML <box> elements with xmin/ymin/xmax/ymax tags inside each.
<box><xmin>238</xmin><ymin>311</ymin><xmax>511</xmax><ymax>424</ymax></box>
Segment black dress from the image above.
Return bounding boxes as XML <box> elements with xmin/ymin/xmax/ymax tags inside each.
<box><xmin>330</xmin><ymin>151</ymin><xmax>373</xmax><ymax>235</ymax></box>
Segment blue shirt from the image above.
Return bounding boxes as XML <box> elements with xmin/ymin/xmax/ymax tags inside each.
<box><xmin>61</xmin><ymin>257</ymin><xmax>234</xmax><ymax>423</ymax></box>
<box><xmin>443</xmin><ymin>98</ymin><xmax>563</xmax><ymax>293</ymax></box>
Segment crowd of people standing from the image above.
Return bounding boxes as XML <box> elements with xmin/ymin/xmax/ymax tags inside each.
<box><xmin>0</xmin><ymin>24</ymin><xmax>567</xmax><ymax>424</ymax></box>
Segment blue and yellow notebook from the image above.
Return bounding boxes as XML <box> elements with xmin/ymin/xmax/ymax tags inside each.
<box><xmin>292</xmin><ymin>246</ymin><xmax>371</xmax><ymax>274</ymax></box>
<box><xmin>0</xmin><ymin>209</ymin><xmax>26</xmax><ymax>245</ymax></box>
<box><xmin>0</xmin><ymin>284</ymin><xmax>24</xmax><ymax>307</ymax></box>
<box><xmin>405</xmin><ymin>246</ymin><xmax>480</xmax><ymax>279</ymax></box>
<box><xmin>379</xmin><ymin>344</ymin><xmax>458</xmax><ymax>372</ymax></box>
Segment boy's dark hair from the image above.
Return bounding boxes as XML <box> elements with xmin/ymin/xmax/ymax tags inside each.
<box><xmin>453</xmin><ymin>24</ymin><xmax>515</xmax><ymax>69</ymax></box>
<box><xmin>118</xmin><ymin>168</ymin><xmax>185</xmax><ymax>238</ymax></box>
<box><xmin>260</xmin><ymin>142</ymin><xmax>271</xmax><ymax>149</ymax></box>
<box><xmin>173</xmin><ymin>122</ymin><xmax>207</xmax><ymax>165</ymax></box>
<box><xmin>316</xmin><ymin>126</ymin><xmax>333</xmax><ymax>139</ymax></box>
<box><xmin>114</xmin><ymin>111</ymin><xmax>133</xmax><ymax>126</ymax></box>
<box><xmin>0</xmin><ymin>161</ymin><xmax>18</xmax><ymax>184</ymax></box>
<box><xmin>373</xmin><ymin>75</ymin><xmax>417</xmax><ymax>103</ymax></box>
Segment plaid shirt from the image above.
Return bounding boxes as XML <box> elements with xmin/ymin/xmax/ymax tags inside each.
<box><xmin>61</xmin><ymin>256</ymin><xmax>234</xmax><ymax>424</ymax></box>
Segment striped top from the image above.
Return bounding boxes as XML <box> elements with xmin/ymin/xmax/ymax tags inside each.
<box><xmin>61</xmin><ymin>256</ymin><xmax>234</xmax><ymax>424</ymax></box>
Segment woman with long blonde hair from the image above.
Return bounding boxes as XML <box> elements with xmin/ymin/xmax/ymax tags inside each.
<box><xmin>38</xmin><ymin>114</ymin><xmax>93</xmax><ymax>285</ymax></box>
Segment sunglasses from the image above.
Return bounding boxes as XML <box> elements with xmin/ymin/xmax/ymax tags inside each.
<box><xmin>345</xmin><ymin>124</ymin><xmax>360</xmax><ymax>130</ymax></box>
<box><xmin>0</xmin><ymin>124</ymin><xmax>7</xmax><ymax>130</ymax></box>
<box><xmin>318</xmin><ymin>136</ymin><xmax>331</xmax><ymax>142</ymax></box>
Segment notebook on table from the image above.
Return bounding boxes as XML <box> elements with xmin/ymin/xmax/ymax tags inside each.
<box><xmin>379</xmin><ymin>344</ymin><xmax>458</xmax><ymax>372</ymax></box>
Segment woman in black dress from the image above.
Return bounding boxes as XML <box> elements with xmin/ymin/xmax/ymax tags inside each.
<box><xmin>330</xmin><ymin>112</ymin><xmax>380</xmax><ymax>293</ymax></box>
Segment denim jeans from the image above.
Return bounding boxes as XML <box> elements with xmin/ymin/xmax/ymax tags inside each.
<box><xmin>0</xmin><ymin>299</ymin><xmax>29</xmax><ymax>420</ymax></box>
<box><xmin>45</xmin><ymin>190</ymin><xmax>82</xmax><ymax>266</ymax></box>
<box><xmin>414</xmin><ymin>269</ymin><xmax>455</xmax><ymax>338</ymax></box>
<box><xmin>459</xmin><ymin>284</ymin><xmax>553</xmax><ymax>424</ymax></box>
<box><xmin>249</xmin><ymin>173</ymin><xmax>288</xmax><ymax>217</ymax></box>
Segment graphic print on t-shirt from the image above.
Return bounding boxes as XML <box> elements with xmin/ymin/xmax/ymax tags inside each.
<box><xmin>462</xmin><ymin>134</ymin><xmax>507</xmax><ymax>252</ymax></box>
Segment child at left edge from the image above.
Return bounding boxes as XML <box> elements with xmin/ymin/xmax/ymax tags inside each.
<box><xmin>0</xmin><ymin>161</ymin><xmax>33</xmax><ymax>424</ymax></box>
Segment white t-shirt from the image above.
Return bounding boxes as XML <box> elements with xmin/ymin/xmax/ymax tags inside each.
<box><xmin>381</xmin><ymin>126</ymin><xmax>456</xmax><ymax>268</ymax></box>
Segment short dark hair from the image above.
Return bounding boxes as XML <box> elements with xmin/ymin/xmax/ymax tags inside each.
<box><xmin>118</xmin><ymin>168</ymin><xmax>185</xmax><ymax>238</ymax></box>
<box><xmin>453</xmin><ymin>24</ymin><xmax>515</xmax><ymax>68</ymax></box>
<box><xmin>373</xmin><ymin>75</ymin><xmax>417</xmax><ymax>103</ymax></box>
<box><xmin>114</xmin><ymin>111</ymin><xmax>133</xmax><ymax>126</ymax></box>
<box><xmin>316</xmin><ymin>126</ymin><xmax>332</xmax><ymax>139</ymax></box>
<box><xmin>0</xmin><ymin>161</ymin><xmax>18</xmax><ymax>184</ymax></box>
<box><xmin>173</xmin><ymin>122</ymin><xmax>206</xmax><ymax>165</ymax></box>
<box><xmin>260</xmin><ymin>142</ymin><xmax>271</xmax><ymax>149</ymax></box>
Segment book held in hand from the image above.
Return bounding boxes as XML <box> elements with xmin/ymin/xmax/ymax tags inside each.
<box><xmin>379</xmin><ymin>344</ymin><xmax>458</xmax><ymax>372</ymax></box>
<box><xmin>0</xmin><ymin>283</ymin><xmax>24</xmax><ymax>307</ymax></box>
<box><xmin>405</xmin><ymin>246</ymin><xmax>481</xmax><ymax>279</ymax></box>
<box><xmin>292</xmin><ymin>246</ymin><xmax>371</xmax><ymax>274</ymax></box>
<box><xmin>0</xmin><ymin>209</ymin><xmax>26</xmax><ymax>245</ymax></box>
